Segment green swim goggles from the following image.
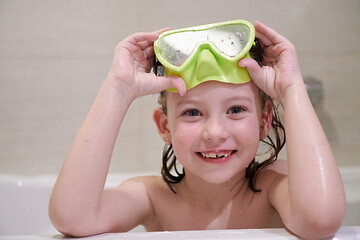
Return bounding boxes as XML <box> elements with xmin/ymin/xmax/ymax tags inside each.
<box><xmin>154</xmin><ymin>19</ymin><xmax>262</xmax><ymax>92</ymax></box>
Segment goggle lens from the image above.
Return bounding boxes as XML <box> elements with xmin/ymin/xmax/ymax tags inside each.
<box><xmin>156</xmin><ymin>24</ymin><xmax>252</xmax><ymax>67</ymax></box>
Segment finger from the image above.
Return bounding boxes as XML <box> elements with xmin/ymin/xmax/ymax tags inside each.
<box><xmin>132</xmin><ymin>47</ymin><xmax>148</xmax><ymax>62</ymax></box>
<box><xmin>262</xmin><ymin>46</ymin><xmax>280</xmax><ymax>64</ymax></box>
<box><xmin>133</xmin><ymin>45</ymin><xmax>156</xmax><ymax>68</ymax></box>
<box><xmin>138</xmin><ymin>37</ymin><xmax>159</xmax><ymax>50</ymax></box>
<box><xmin>144</xmin><ymin>45</ymin><xmax>155</xmax><ymax>59</ymax></box>
<box><xmin>137</xmin><ymin>28</ymin><xmax>172</xmax><ymax>51</ymax></box>
<box><xmin>255</xmin><ymin>31</ymin><xmax>273</xmax><ymax>48</ymax></box>
<box><xmin>131</xmin><ymin>40</ymin><xmax>155</xmax><ymax>60</ymax></box>
<box><xmin>126</xmin><ymin>32</ymin><xmax>159</xmax><ymax>46</ymax></box>
<box><xmin>129</xmin><ymin>28</ymin><xmax>169</xmax><ymax>53</ymax></box>
<box><xmin>254</xmin><ymin>21</ymin><xmax>289</xmax><ymax>46</ymax></box>
<box><xmin>134</xmin><ymin>27</ymin><xmax>172</xmax><ymax>45</ymax></box>
<box><xmin>152</xmin><ymin>27</ymin><xmax>172</xmax><ymax>35</ymax></box>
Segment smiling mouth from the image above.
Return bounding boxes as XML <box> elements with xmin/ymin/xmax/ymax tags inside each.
<box><xmin>198</xmin><ymin>150</ymin><xmax>236</xmax><ymax>160</ymax></box>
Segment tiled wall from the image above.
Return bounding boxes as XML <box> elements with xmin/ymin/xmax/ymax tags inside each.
<box><xmin>1</xmin><ymin>0</ymin><xmax>359</xmax><ymax>175</ymax></box>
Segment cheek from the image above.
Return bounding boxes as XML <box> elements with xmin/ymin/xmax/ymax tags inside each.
<box><xmin>169</xmin><ymin>123</ymin><xmax>201</xmax><ymax>166</ymax></box>
<box><xmin>231</xmin><ymin>118</ymin><xmax>261</xmax><ymax>148</ymax></box>
<box><xmin>170</xmin><ymin>122</ymin><xmax>199</xmax><ymax>148</ymax></box>
<box><xmin>171</xmin><ymin>124</ymin><xmax>198</xmax><ymax>146</ymax></box>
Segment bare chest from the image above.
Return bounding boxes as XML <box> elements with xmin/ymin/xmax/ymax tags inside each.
<box><xmin>145</xmin><ymin>190</ymin><xmax>283</xmax><ymax>231</ymax></box>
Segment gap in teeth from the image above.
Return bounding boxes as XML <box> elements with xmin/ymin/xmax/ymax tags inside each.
<box><xmin>201</xmin><ymin>151</ymin><xmax>232</xmax><ymax>159</ymax></box>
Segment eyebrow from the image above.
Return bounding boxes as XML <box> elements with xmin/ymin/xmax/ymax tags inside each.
<box><xmin>176</xmin><ymin>95</ymin><xmax>253</xmax><ymax>107</ymax></box>
<box><xmin>176</xmin><ymin>99</ymin><xmax>201</xmax><ymax>108</ymax></box>
<box><xmin>224</xmin><ymin>95</ymin><xmax>253</xmax><ymax>103</ymax></box>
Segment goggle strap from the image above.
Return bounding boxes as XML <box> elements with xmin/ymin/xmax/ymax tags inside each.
<box><xmin>153</xmin><ymin>57</ymin><xmax>165</xmax><ymax>76</ymax></box>
<box><xmin>250</xmin><ymin>38</ymin><xmax>263</xmax><ymax>67</ymax></box>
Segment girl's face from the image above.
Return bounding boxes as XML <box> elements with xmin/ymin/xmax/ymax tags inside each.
<box><xmin>159</xmin><ymin>81</ymin><xmax>268</xmax><ymax>184</ymax></box>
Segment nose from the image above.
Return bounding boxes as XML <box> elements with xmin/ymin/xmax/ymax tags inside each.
<box><xmin>202</xmin><ymin>116</ymin><xmax>229</xmax><ymax>142</ymax></box>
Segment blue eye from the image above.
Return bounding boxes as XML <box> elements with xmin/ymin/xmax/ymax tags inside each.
<box><xmin>227</xmin><ymin>106</ymin><xmax>245</xmax><ymax>114</ymax></box>
<box><xmin>183</xmin><ymin>109</ymin><xmax>202</xmax><ymax>117</ymax></box>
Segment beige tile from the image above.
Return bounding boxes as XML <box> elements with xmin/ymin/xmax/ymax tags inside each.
<box><xmin>280</xmin><ymin>1</ymin><xmax>360</xmax><ymax>52</ymax></box>
<box><xmin>0</xmin><ymin>55</ymin><xmax>108</xmax><ymax>175</ymax></box>
<box><xmin>0</xmin><ymin>0</ymin><xmax>137</xmax><ymax>57</ymax></box>
<box><xmin>110</xmin><ymin>95</ymin><xmax>163</xmax><ymax>174</ymax></box>
<box><xmin>299</xmin><ymin>54</ymin><xmax>360</xmax><ymax>165</ymax></box>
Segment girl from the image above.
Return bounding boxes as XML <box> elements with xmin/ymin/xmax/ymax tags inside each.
<box><xmin>49</xmin><ymin>21</ymin><xmax>346</xmax><ymax>239</ymax></box>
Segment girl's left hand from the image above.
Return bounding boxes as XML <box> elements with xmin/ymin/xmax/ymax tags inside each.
<box><xmin>239</xmin><ymin>21</ymin><xmax>303</xmax><ymax>104</ymax></box>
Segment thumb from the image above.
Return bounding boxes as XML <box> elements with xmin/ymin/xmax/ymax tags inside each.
<box><xmin>239</xmin><ymin>58</ymin><xmax>264</xmax><ymax>83</ymax></box>
<box><xmin>152</xmin><ymin>75</ymin><xmax>187</xmax><ymax>96</ymax></box>
<box><xmin>239</xmin><ymin>58</ymin><xmax>278</xmax><ymax>99</ymax></box>
<box><xmin>239</xmin><ymin>58</ymin><xmax>274</xmax><ymax>93</ymax></box>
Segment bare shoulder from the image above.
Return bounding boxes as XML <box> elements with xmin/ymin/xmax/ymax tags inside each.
<box><xmin>263</xmin><ymin>159</ymin><xmax>288</xmax><ymax>175</ymax></box>
<box><xmin>116</xmin><ymin>175</ymin><xmax>173</xmax><ymax>231</ymax></box>
<box><xmin>256</xmin><ymin>160</ymin><xmax>288</xmax><ymax>190</ymax></box>
<box><xmin>122</xmin><ymin>175</ymin><xmax>178</xmax><ymax>199</ymax></box>
<box><xmin>117</xmin><ymin>175</ymin><xmax>173</xmax><ymax>201</ymax></box>
<box><xmin>116</xmin><ymin>175</ymin><xmax>165</xmax><ymax>191</ymax></box>
<box><xmin>110</xmin><ymin>175</ymin><xmax>167</xmax><ymax>214</ymax></box>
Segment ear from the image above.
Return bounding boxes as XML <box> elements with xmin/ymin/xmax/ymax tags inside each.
<box><xmin>259</xmin><ymin>100</ymin><xmax>273</xmax><ymax>140</ymax></box>
<box><xmin>153</xmin><ymin>108</ymin><xmax>171</xmax><ymax>144</ymax></box>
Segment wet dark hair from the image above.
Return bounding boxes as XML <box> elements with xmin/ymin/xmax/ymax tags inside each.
<box><xmin>153</xmin><ymin>39</ymin><xmax>286</xmax><ymax>193</ymax></box>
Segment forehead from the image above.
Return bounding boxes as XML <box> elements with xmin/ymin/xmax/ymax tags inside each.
<box><xmin>167</xmin><ymin>81</ymin><xmax>260</xmax><ymax>104</ymax></box>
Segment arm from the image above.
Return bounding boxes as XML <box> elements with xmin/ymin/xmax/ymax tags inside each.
<box><xmin>49</xmin><ymin>30</ymin><xmax>185</xmax><ymax>237</ymax></box>
<box><xmin>240</xmin><ymin>21</ymin><xmax>346</xmax><ymax>239</ymax></box>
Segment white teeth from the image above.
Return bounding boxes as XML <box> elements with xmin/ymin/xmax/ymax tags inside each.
<box><xmin>201</xmin><ymin>151</ymin><xmax>232</xmax><ymax>159</ymax></box>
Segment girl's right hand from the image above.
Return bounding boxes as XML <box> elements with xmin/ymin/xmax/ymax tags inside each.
<box><xmin>106</xmin><ymin>29</ymin><xmax>186</xmax><ymax>100</ymax></box>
